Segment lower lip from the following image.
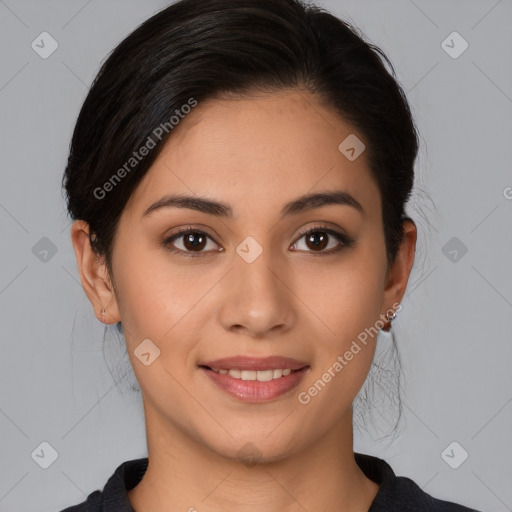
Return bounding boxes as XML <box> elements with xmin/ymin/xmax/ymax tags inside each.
<box><xmin>200</xmin><ymin>366</ymin><xmax>310</xmax><ymax>403</ymax></box>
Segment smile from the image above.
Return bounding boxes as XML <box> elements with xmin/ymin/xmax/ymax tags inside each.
<box><xmin>199</xmin><ymin>365</ymin><xmax>310</xmax><ymax>402</ymax></box>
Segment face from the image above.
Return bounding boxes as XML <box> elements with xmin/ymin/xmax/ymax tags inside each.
<box><xmin>74</xmin><ymin>89</ymin><xmax>414</xmax><ymax>463</ymax></box>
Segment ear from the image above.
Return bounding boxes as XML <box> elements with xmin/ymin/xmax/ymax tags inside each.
<box><xmin>70</xmin><ymin>220</ymin><xmax>121</xmax><ymax>324</ymax></box>
<box><xmin>381</xmin><ymin>219</ymin><xmax>417</xmax><ymax>328</ymax></box>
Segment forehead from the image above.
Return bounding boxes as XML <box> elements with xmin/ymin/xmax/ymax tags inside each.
<box><xmin>125</xmin><ymin>89</ymin><xmax>380</xmax><ymax>220</ymax></box>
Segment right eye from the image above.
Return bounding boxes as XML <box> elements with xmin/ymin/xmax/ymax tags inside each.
<box><xmin>163</xmin><ymin>228</ymin><xmax>222</xmax><ymax>257</ymax></box>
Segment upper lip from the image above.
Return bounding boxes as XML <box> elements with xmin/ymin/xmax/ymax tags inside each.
<box><xmin>198</xmin><ymin>355</ymin><xmax>309</xmax><ymax>371</ymax></box>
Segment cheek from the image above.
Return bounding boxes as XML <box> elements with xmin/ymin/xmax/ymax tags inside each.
<box><xmin>112</xmin><ymin>243</ymin><xmax>205</xmax><ymax>337</ymax></box>
<box><xmin>111</xmin><ymin>254</ymin><xmax>203</xmax><ymax>400</ymax></box>
<box><xmin>295</xmin><ymin>254</ymin><xmax>385</xmax><ymax>343</ymax></box>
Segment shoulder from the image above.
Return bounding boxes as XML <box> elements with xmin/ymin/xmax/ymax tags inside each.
<box><xmin>355</xmin><ymin>452</ymin><xmax>482</xmax><ymax>512</ymax></box>
<box><xmin>373</xmin><ymin>474</ymin><xmax>482</xmax><ymax>511</ymax></box>
<box><xmin>58</xmin><ymin>457</ymin><xmax>148</xmax><ymax>512</ymax></box>
<box><xmin>59</xmin><ymin>490</ymin><xmax>103</xmax><ymax>512</ymax></box>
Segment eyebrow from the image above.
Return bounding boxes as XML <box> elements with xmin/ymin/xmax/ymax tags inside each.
<box><xmin>142</xmin><ymin>190</ymin><xmax>364</xmax><ymax>219</ymax></box>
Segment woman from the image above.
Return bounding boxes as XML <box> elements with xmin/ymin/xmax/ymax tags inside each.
<box><xmin>60</xmin><ymin>0</ymin><xmax>481</xmax><ymax>510</ymax></box>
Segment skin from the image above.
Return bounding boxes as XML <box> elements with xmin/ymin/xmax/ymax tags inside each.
<box><xmin>71</xmin><ymin>89</ymin><xmax>416</xmax><ymax>512</ymax></box>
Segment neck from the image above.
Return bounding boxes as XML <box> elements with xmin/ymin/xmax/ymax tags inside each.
<box><xmin>128</xmin><ymin>403</ymin><xmax>379</xmax><ymax>512</ymax></box>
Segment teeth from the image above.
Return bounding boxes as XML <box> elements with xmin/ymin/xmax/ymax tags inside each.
<box><xmin>210</xmin><ymin>368</ymin><xmax>294</xmax><ymax>380</ymax></box>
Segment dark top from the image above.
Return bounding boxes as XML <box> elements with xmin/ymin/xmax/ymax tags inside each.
<box><xmin>59</xmin><ymin>452</ymin><xmax>481</xmax><ymax>511</ymax></box>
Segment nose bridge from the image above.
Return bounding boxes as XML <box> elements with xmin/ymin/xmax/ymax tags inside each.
<box><xmin>238</xmin><ymin>242</ymin><xmax>281</xmax><ymax>298</ymax></box>
<box><xmin>219</xmin><ymin>236</ymin><xmax>295</xmax><ymax>335</ymax></box>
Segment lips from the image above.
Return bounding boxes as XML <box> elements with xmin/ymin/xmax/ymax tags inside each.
<box><xmin>198</xmin><ymin>355</ymin><xmax>309</xmax><ymax>372</ymax></box>
<box><xmin>199</xmin><ymin>361</ymin><xmax>310</xmax><ymax>403</ymax></box>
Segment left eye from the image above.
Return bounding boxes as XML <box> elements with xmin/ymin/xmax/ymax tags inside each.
<box><xmin>291</xmin><ymin>228</ymin><xmax>350</xmax><ymax>254</ymax></box>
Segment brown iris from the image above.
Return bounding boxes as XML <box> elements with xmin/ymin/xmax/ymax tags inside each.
<box><xmin>183</xmin><ymin>232</ymin><xmax>207</xmax><ymax>251</ymax></box>
<box><xmin>305</xmin><ymin>231</ymin><xmax>328</xmax><ymax>251</ymax></box>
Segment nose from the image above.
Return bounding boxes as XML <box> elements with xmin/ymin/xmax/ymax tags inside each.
<box><xmin>218</xmin><ymin>242</ymin><xmax>297</xmax><ymax>338</ymax></box>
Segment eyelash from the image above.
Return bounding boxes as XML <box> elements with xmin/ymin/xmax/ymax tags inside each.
<box><xmin>162</xmin><ymin>225</ymin><xmax>354</xmax><ymax>258</ymax></box>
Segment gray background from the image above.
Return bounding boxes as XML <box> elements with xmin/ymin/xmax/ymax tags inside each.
<box><xmin>1</xmin><ymin>0</ymin><xmax>511</xmax><ymax>510</ymax></box>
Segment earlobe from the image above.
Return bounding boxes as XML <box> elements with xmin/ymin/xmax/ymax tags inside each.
<box><xmin>70</xmin><ymin>220</ymin><xmax>121</xmax><ymax>324</ymax></box>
